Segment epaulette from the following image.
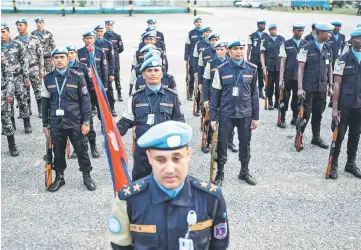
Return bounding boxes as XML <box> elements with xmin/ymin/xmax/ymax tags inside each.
<box><xmin>164</xmin><ymin>87</ymin><xmax>177</xmax><ymax>95</ymax></box>
<box><xmin>70</xmin><ymin>68</ymin><xmax>84</xmax><ymax>77</ymax></box>
<box><xmin>78</xmin><ymin>62</ymin><xmax>88</xmax><ymax>68</ymax></box>
<box><xmin>132</xmin><ymin>87</ymin><xmax>145</xmax><ymax>96</ymax></box>
<box><xmin>246</xmin><ymin>61</ymin><xmax>257</xmax><ymax>69</ymax></box>
<box><xmin>12</xmin><ymin>39</ymin><xmax>23</xmax><ymax>47</ymax></box>
<box><xmin>190</xmin><ymin>176</ymin><xmax>221</xmax><ymax>198</ymax></box>
<box><xmin>216</xmin><ymin>60</ymin><xmax>230</xmax><ymax>70</ymax></box>
<box><xmin>118</xmin><ymin>178</ymin><xmax>149</xmax><ymax>200</ymax></box>
<box><xmin>338</xmin><ymin>52</ymin><xmax>348</xmax><ymax>62</ymax></box>
<box><xmin>303</xmin><ymin>41</ymin><xmax>313</xmax><ymax>50</ymax></box>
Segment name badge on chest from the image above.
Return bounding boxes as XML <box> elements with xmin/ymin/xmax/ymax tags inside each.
<box><xmin>338</xmin><ymin>48</ymin><xmax>341</xmax><ymax>56</ymax></box>
<box><xmin>56</xmin><ymin>109</ymin><xmax>64</xmax><ymax>117</ymax></box>
<box><xmin>232</xmin><ymin>87</ymin><xmax>239</xmax><ymax>97</ymax></box>
<box><xmin>325</xmin><ymin>59</ymin><xmax>329</xmax><ymax>65</ymax></box>
<box><xmin>253</xmin><ymin>40</ymin><xmax>257</xmax><ymax>47</ymax></box>
<box><xmin>147</xmin><ymin>114</ymin><xmax>155</xmax><ymax>125</ymax></box>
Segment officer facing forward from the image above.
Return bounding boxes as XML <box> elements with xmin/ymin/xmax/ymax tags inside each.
<box><xmin>211</xmin><ymin>40</ymin><xmax>259</xmax><ymax>186</ymax></box>
<box><xmin>41</xmin><ymin>48</ymin><xmax>95</xmax><ymax>192</ymax></box>
<box><xmin>297</xmin><ymin>23</ymin><xmax>334</xmax><ymax>150</ymax></box>
<box><xmin>329</xmin><ymin>28</ymin><xmax>361</xmax><ymax>180</ymax></box>
<box><xmin>117</xmin><ymin>58</ymin><xmax>184</xmax><ymax>181</ymax></box>
<box><xmin>107</xmin><ymin>121</ymin><xmax>229</xmax><ymax>250</ymax></box>
<box><xmin>145</xmin><ymin>18</ymin><xmax>165</xmax><ymax>43</ymax></box>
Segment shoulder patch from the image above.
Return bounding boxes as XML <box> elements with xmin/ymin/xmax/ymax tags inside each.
<box><xmin>191</xmin><ymin>177</ymin><xmax>221</xmax><ymax>198</ymax></box>
<box><xmin>132</xmin><ymin>87</ymin><xmax>145</xmax><ymax>96</ymax></box>
<box><xmin>118</xmin><ymin>179</ymin><xmax>149</xmax><ymax>200</ymax></box>
<box><xmin>216</xmin><ymin>60</ymin><xmax>230</xmax><ymax>70</ymax></box>
<box><xmin>70</xmin><ymin>69</ymin><xmax>83</xmax><ymax>77</ymax></box>
<box><xmin>164</xmin><ymin>87</ymin><xmax>177</xmax><ymax>95</ymax></box>
<box><xmin>246</xmin><ymin>61</ymin><xmax>257</xmax><ymax>69</ymax></box>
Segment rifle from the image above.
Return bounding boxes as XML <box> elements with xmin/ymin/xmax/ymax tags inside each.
<box><xmin>131</xmin><ymin>126</ymin><xmax>136</xmax><ymax>156</ymax></box>
<box><xmin>186</xmin><ymin>60</ymin><xmax>189</xmax><ymax>99</ymax></box>
<box><xmin>296</xmin><ymin>99</ymin><xmax>305</xmax><ymax>152</ymax></box>
<box><xmin>44</xmin><ymin>130</ymin><xmax>53</xmax><ymax>189</ymax></box>
<box><xmin>264</xmin><ymin>77</ymin><xmax>268</xmax><ymax>110</ymax></box>
<box><xmin>209</xmin><ymin>122</ymin><xmax>219</xmax><ymax>183</ymax></box>
<box><xmin>66</xmin><ymin>138</ymin><xmax>70</xmax><ymax>159</ymax></box>
<box><xmin>193</xmin><ymin>81</ymin><xmax>199</xmax><ymax>116</ymax></box>
<box><xmin>325</xmin><ymin>123</ymin><xmax>339</xmax><ymax>179</ymax></box>
<box><xmin>277</xmin><ymin>86</ymin><xmax>284</xmax><ymax>126</ymax></box>
<box><xmin>200</xmin><ymin>108</ymin><xmax>210</xmax><ymax>149</ymax></box>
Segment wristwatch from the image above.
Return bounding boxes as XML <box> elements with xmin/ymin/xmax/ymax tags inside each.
<box><xmin>83</xmin><ymin>121</ymin><xmax>90</xmax><ymax>126</ymax></box>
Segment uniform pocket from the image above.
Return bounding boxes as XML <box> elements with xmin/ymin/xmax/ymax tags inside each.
<box><xmin>132</xmin><ymin>233</ymin><xmax>160</xmax><ymax>250</ymax></box>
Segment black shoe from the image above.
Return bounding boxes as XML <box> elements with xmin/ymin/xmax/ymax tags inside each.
<box><xmin>194</xmin><ymin>109</ymin><xmax>200</xmax><ymax>117</ymax></box>
<box><xmin>202</xmin><ymin>144</ymin><xmax>211</xmax><ymax>154</ymax></box>
<box><xmin>278</xmin><ymin>121</ymin><xmax>286</xmax><ymax>128</ymax></box>
<box><xmin>7</xmin><ymin>135</ymin><xmax>19</xmax><ymax>157</ymax></box>
<box><xmin>345</xmin><ymin>164</ymin><xmax>361</xmax><ymax>179</ymax></box>
<box><xmin>290</xmin><ymin>117</ymin><xmax>297</xmax><ymax>126</ymax></box>
<box><xmin>214</xmin><ymin>171</ymin><xmax>224</xmax><ymax>186</ymax></box>
<box><xmin>90</xmin><ymin>140</ymin><xmax>100</xmax><ymax>158</ymax></box>
<box><xmin>48</xmin><ymin>172</ymin><xmax>65</xmax><ymax>192</ymax></box>
<box><xmin>227</xmin><ymin>143</ymin><xmax>238</xmax><ymax>153</ymax></box>
<box><xmin>238</xmin><ymin>172</ymin><xmax>257</xmax><ymax>185</ymax></box>
<box><xmin>70</xmin><ymin>151</ymin><xmax>77</xmax><ymax>159</ymax></box>
<box><xmin>259</xmin><ymin>91</ymin><xmax>265</xmax><ymax>99</ymax></box>
<box><xmin>268</xmin><ymin>104</ymin><xmax>274</xmax><ymax>110</ymax></box>
<box><xmin>117</xmin><ymin>91</ymin><xmax>123</xmax><ymax>102</ymax></box>
<box><xmin>311</xmin><ymin>137</ymin><xmax>329</xmax><ymax>149</ymax></box>
<box><xmin>23</xmin><ymin>117</ymin><xmax>32</xmax><ymax>134</ymax></box>
<box><xmin>36</xmin><ymin>99</ymin><xmax>42</xmax><ymax>118</ymax></box>
<box><xmin>294</xmin><ymin>136</ymin><xmax>304</xmax><ymax>151</ymax></box>
<box><xmin>274</xmin><ymin>102</ymin><xmax>279</xmax><ymax>109</ymax></box>
<box><xmin>328</xmin><ymin>101</ymin><xmax>333</xmax><ymax>108</ymax></box>
<box><xmin>83</xmin><ymin>172</ymin><xmax>96</xmax><ymax>191</ymax></box>
<box><xmin>11</xmin><ymin>116</ymin><xmax>16</xmax><ymax>131</ymax></box>
<box><xmin>328</xmin><ymin>163</ymin><xmax>338</xmax><ymax>180</ymax></box>
<box><xmin>111</xmin><ymin>109</ymin><xmax>117</xmax><ymax>117</ymax></box>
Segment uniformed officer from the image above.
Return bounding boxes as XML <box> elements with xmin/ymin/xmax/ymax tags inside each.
<box><xmin>193</xmin><ymin>26</ymin><xmax>212</xmax><ymax>71</ymax></box>
<box><xmin>41</xmin><ymin>48</ymin><xmax>95</xmax><ymax>192</ymax></box>
<box><xmin>66</xmin><ymin>44</ymin><xmax>100</xmax><ymax>159</ymax></box>
<box><xmin>31</xmin><ymin>16</ymin><xmax>56</xmax><ymax>75</ymax></box>
<box><xmin>117</xmin><ymin>58</ymin><xmax>184</xmax><ymax>181</ymax></box>
<box><xmin>94</xmin><ymin>24</ymin><xmax>117</xmax><ymax>117</ymax></box>
<box><xmin>15</xmin><ymin>18</ymin><xmax>44</xmax><ymax>118</ymax></box>
<box><xmin>304</xmin><ymin>22</ymin><xmax>317</xmax><ymax>42</ymax></box>
<box><xmin>145</xmin><ymin>18</ymin><xmax>165</xmax><ymax>43</ymax></box>
<box><xmin>104</xmin><ymin>20</ymin><xmax>124</xmax><ymax>102</ymax></box>
<box><xmin>345</xmin><ymin>25</ymin><xmax>361</xmax><ymax>52</ymax></box>
<box><xmin>296</xmin><ymin>23</ymin><xmax>334</xmax><ymax>150</ymax></box>
<box><xmin>202</xmin><ymin>41</ymin><xmax>228</xmax><ymax>153</ymax></box>
<box><xmin>247</xmin><ymin>20</ymin><xmax>269</xmax><ymax>98</ymax></box>
<box><xmin>107</xmin><ymin>121</ymin><xmax>229</xmax><ymax>250</ymax></box>
<box><xmin>328</xmin><ymin>28</ymin><xmax>361</xmax><ymax>180</ymax></box>
<box><xmin>260</xmin><ymin>24</ymin><xmax>285</xmax><ymax>110</ymax></box>
<box><xmin>1</xmin><ymin>23</ymin><xmax>32</xmax><ymax>136</ymax></box>
<box><xmin>185</xmin><ymin>16</ymin><xmax>203</xmax><ymax>100</ymax></box>
<box><xmin>211</xmin><ymin>40</ymin><xmax>259</xmax><ymax>186</ymax></box>
<box><xmin>278</xmin><ymin>23</ymin><xmax>308</xmax><ymax>128</ymax></box>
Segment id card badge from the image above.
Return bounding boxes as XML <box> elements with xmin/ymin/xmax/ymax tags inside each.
<box><xmin>338</xmin><ymin>48</ymin><xmax>341</xmax><ymax>56</ymax></box>
<box><xmin>253</xmin><ymin>40</ymin><xmax>257</xmax><ymax>47</ymax></box>
<box><xmin>325</xmin><ymin>59</ymin><xmax>330</xmax><ymax>65</ymax></box>
<box><xmin>56</xmin><ymin>109</ymin><xmax>64</xmax><ymax>117</ymax></box>
<box><xmin>232</xmin><ymin>87</ymin><xmax>239</xmax><ymax>97</ymax></box>
<box><xmin>179</xmin><ymin>238</ymin><xmax>194</xmax><ymax>250</ymax></box>
<box><xmin>147</xmin><ymin>114</ymin><xmax>155</xmax><ymax>125</ymax></box>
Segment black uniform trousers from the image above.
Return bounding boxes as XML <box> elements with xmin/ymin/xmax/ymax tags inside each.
<box><xmin>115</xmin><ymin>58</ymin><xmax>121</xmax><ymax>92</ymax></box>
<box><xmin>303</xmin><ymin>91</ymin><xmax>327</xmax><ymax>137</ymax></box>
<box><xmin>282</xmin><ymin>79</ymin><xmax>298</xmax><ymax>119</ymax></box>
<box><xmin>252</xmin><ymin>61</ymin><xmax>264</xmax><ymax>91</ymax></box>
<box><xmin>88</xmin><ymin>90</ymin><xmax>101</xmax><ymax>142</ymax></box>
<box><xmin>133</xmin><ymin>149</ymin><xmax>152</xmax><ymax>181</ymax></box>
<box><xmin>188</xmin><ymin>63</ymin><xmax>195</xmax><ymax>94</ymax></box>
<box><xmin>267</xmin><ymin>70</ymin><xmax>280</xmax><ymax>104</ymax></box>
<box><xmin>333</xmin><ymin>107</ymin><xmax>361</xmax><ymax>164</ymax></box>
<box><xmin>52</xmin><ymin>128</ymin><xmax>92</xmax><ymax>173</ymax></box>
<box><xmin>217</xmin><ymin>116</ymin><xmax>252</xmax><ymax>166</ymax></box>
<box><xmin>106</xmin><ymin>80</ymin><xmax>116</xmax><ymax>110</ymax></box>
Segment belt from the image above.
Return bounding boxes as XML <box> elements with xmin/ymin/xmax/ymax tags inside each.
<box><xmin>29</xmin><ymin>62</ymin><xmax>38</xmax><ymax>68</ymax></box>
<box><xmin>12</xmin><ymin>71</ymin><xmax>22</xmax><ymax>77</ymax></box>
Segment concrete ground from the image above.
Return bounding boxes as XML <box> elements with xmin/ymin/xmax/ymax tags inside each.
<box><xmin>1</xmin><ymin>7</ymin><xmax>361</xmax><ymax>250</ymax></box>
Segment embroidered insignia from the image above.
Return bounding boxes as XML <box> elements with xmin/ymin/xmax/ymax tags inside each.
<box><xmin>214</xmin><ymin>223</ymin><xmax>228</xmax><ymax>240</ymax></box>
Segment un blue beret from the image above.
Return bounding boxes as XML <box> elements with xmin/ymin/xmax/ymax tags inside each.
<box><xmin>144</xmin><ymin>50</ymin><xmax>161</xmax><ymax>61</ymax></box>
<box><xmin>94</xmin><ymin>24</ymin><xmax>105</xmax><ymax>30</ymax></box>
<box><xmin>34</xmin><ymin>16</ymin><xmax>44</xmax><ymax>22</ymax></box>
<box><xmin>331</xmin><ymin>20</ymin><xmax>342</xmax><ymax>26</ymax></box>
<box><xmin>350</xmin><ymin>28</ymin><xmax>361</xmax><ymax>38</ymax></box>
<box><xmin>357</xmin><ymin>23</ymin><xmax>361</xmax><ymax>28</ymax></box>
<box><xmin>194</xmin><ymin>16</ymin><xmax>202</xmax><ymax>22</ymax></box>
<box><xmin>147</xmin><ymin>18</ymin><xmax>156</xmax><ymax>23</ymax></box>
<box><xmin>51</xmin><ymin>48</ymin><xmax>68</xmax><ymax>57</ymax></box>
<box><xmin>142</xmin><ymin>31</ymin><xmax>156</xmax><ymax>40</ymax></box>
<box><xmin>214</xmin><ymin>41</ymin><xmax>228</xmax><ymax>48</ymax></box>
<box><xmin>82</xmin><ymin>31</ymin><xmax>95</xmax><ymax>37</ymax></box>
<box><xmin>202</xmin><ymin>26</ymin><xmax>212</xmax><ymax>32</ymax></box>
<box><xmin>138</xmin><ymin>121</ymin><xmax>193</xmax><ymax>150</ymax></box>
<box><xmin>1</xmin><ymin>23</ymin><xmax>8</xmax><ymax>30</ymax></box>
<box><xmin>145</xmin><ymin>26</ymin><xmax>156</xmax><ymax>32</ymax></box>
<box><xmin>65</xmin><ymin>44</ymin><xmax>77</xmax><ymax>51</ymax></box>
<box><xmin>227</xmin><ymin>40</ymin><xmax>246</xmax><ymax>49</ymax></box>
<box><xmin>312</xmin><ymin>22</ymin><xmax>317</xmax><ymax>29</ymax></box>
<box><xmin>140</xmin><ymin>58</ymin><xmax>163</xmax><ymax>72</ymax></box>
<box><xmin>140</xmin><ymin>44</ymin><xmax>156</xmax><ymax>53</ymax></box>
<box><xmin>257</xmin><ymin>20</ymin><xmax>266</xmax><ymax>25</ymax></box>
<box><xmin>15</xmin><ymin>18</ymin><xmax>27</xmax><ymax>24</ymax></box>
<box><xmin>293</xmin><ymin>22</ymin><xmax>305</xmax><ymax>29</ymax></box>
<box><xmin>208</xmin><ymin>33</ymin><xmax>220</xmax><ymax>40</ymax></box>
<box><xmin>105</xmin><ymin>20</ymin><xmax>115</xmax><ymax>24</ymax></box>
<box><xmin>315</xmin><ymin>23</ymin><xmax>334</xmax><ymax>32</ymax></box>
<box><xmin>268</xmin><ymin>23</ymin><xmax>277</xmax><ymax>30</ymax></box>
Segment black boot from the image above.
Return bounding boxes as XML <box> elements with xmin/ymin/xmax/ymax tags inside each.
<box><xmin>70</xmin><ymin>150</ymin><xmax>77</xmax><ymax>159</ymax></box>
<box><xmin>83</xmin><ymin>171</ymin><xmax>96</xmax><ymax>191</ymax></box>
<box><xmin>311</xmin><ymin>137</ymin><xmax>329</xmax><ymax>149</ymax></box>
<box><xmin>195</xmin><ymin>105</ymin><xmax>200</xmax><ymax>117</ymax></box>
<box><xmin>329</xmin><ymin>162</ymin><xmax>338</xmax><ymax>180</ymax></box>
<box><xmin>188</xmin><ymin>90</ymin><xmax>194</xmax><ymax>101</ymax></box>
<box><xmin>278</xmin><ymin>120</ymin><xmax>286</xmax><ymax>128</ymax></box>
<box><xmin>214</xmin><ymin>164</ymin><xmax>224</xmax><ymax>186</ymax></box>
<box><xmin>268</xmin><ymin>101</ymin><xmax>274</xmax><ymax>110</ymax></box>
<box><xmin>202</xmin><ymin>143</ymin><xmax>211</xmax><ymax>154</ymax></box>
<box><xmin>89</xmin><ymin>140</ymin><xmax>100</xmax><ymax>158</ymax></box>
<box><xmin>23</xmin><ymin>117</ymin><xmax>32</xmax><ymax>134</ymax></box>
<box><xmin>36</xmin><ymin>99</ymin><xmax>42</xmax><ymax>118</ymax></box>
<box><xmin>111</xmin><ymin>108</ymin><xmax>117</xmax><ymax>117</ymax></box>
<box><xmin>227</xmin><ymin>142</ymin><xmax>238</xmax><ymax>153</ymax></box>
<box><xmin>274</xmin><ymin>100</ymin><xmax>279</xmax><ymax>109</ymax></box>
<box><xmin>328</xmin><ymin>101</ymin><xmax>333</xmax><ymax>108</ymax></box>
<box><xmin>345</xmin><ymin>157</ymin><xmax>361</xmax><ymax>178</ymax></box>
<box><xmin>11</xmin><ymin>116</ymin><xmax>16</xmax><ymax>131</ymax></box>
<box><xmin>259</xmin><ymin>89</ymin><xmax>265</xmax><ymax>99</ymax></box>
<box><xmin>27</xmin><ymin>99</ymin><xmax>32</xmax><ymax>116</ymax></box>
<box><xmin>117</xmin><ymin>90</ymin><xmax>123</xmax><ymax>102</ymax></box>
<box><xmin>48</xmin><ymin>171</ymin><xmax>65</xmax><ymax>192</ymax></box>
<box><xmin>7</xmin><ymin>135</ymin><xmax>19</xmax><ymax>157</ymax></box>
<box><xmin>238</xmin><ymin>161</ymin><xmax>256</xmax><ymax>185</ymax></box>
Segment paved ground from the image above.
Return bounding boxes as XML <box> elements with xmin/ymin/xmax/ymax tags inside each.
<box><xmin>2</xmin><ymin>7</ymin><xmax>361</xmax><ymax>250</ymax></box>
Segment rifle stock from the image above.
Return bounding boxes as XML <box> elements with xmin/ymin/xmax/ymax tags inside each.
<box><xmin>209</xmin><ymin>122</ymin><xmax>219</xmax><ymax>183</ymax></box>
<box><xmin>264</xmin><ymin>77</ymin><xmax>268</xmax><ymax>110</ymax></box>
<box><xmin>326</xmin><ymin>125</ymin><xmax>339</xmax><ymax>179</ymax></box>
<box><xmin>44</xmin><ymin>133</ymin><xmax>53</xmax><ymax>189</ymax></box>
<box><xmin>296</xmin><ymin>99</ymin><xmax>305</xmax><ymax>152</ymax></box>
<box><xmin>193</xmin><ymin>81</ymin><xmax>199</xmax><ymax>115</ymax></box>
<box><xmin>277</xmin><ymin>87</ymin><xmax>284</xmax><ymax>125</ymax></box>
<box><xmin>66</xmin><ymin>138</ymin><xmax>70</xmax><ymax>159</ymax></box>
<box><xmin>200</xmin><ymin>108</ymin><xmax>210</xmax><ymax>149</ymax></box>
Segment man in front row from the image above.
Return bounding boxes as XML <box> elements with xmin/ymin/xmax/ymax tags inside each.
<box><xmin>107</xmin><ymin>121</ymin><xmax>229</xmax><ymax>250</ymax></box>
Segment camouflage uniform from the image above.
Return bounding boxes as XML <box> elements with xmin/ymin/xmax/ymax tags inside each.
<box><xmin>14</xmin><ymin>33</ymin><xmax>44</xmax><ymax>116</ymax></box>
<box><xmin>1</xmin><ymin>66</ymin><xmax>15</xmax><ymax>136</ymax></box>
<box><xmin>31</xmin><ymin>29</ymin><xmax>56</xmax><ymax>74</ymax></box>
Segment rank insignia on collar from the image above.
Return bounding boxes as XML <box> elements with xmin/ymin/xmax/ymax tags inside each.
<box><xmin>214</xmin><ymin>223</ymin><xmax>227</xmax><ymax>239</ymax></box>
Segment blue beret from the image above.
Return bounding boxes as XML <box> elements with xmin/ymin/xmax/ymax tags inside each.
<box><xmin>202</xmin><ymin>26</ymin><xmax>212</xmax><ymax>32</ymax></box>
<box><xmin>147</xmin><ymin>18</ymin><xmax>156</xmax><ymax>23</ymax></box>
<box><xmin>331</xmin><ymin>20</ymin><xmax>342</xmax><ymax>26</ymax></box>
<box><xmin>257</xmin><ymin>20</ymin><xmax>266</xmax><ymax>25</ymax></box>
<box><xmin>65</xmin><ymin>44</ymin><xmax>77</xmax><ymax>51</ymax></box>
<box><xmin>208</xmin><ymin>33</ymin><xmax>220</xmax><ymax>40</ymax></box>
<box><xmin>82</xmin><ymin>31</ymin><xmax>95</xmax><ymax>37</ymax></box>
<box><xmin>268</xmin><ymin>23</ymin><xmax>277</xmax><ymax>30</ymax></box>
<box><xmin>137</xmin><ymin>121</ymin><xmax>193</xmax><ymax>150</ymax></box>
<box><xmin>312</xmin><ymin>22</ymin><xmax>317</xmax><ymax>29</ymax></box>
<box><xmin>144</xmin><ymin>50</ymin><xmax>161</xmax><ymax>61</ymax></box>
<box><xmin>227</xmin><ymin>40</ymin><xmax>246</xmax><ymax>49</ymax></box>
<box><xmin>140</xmin><ymin>44</ymin><xmax>156</xmax><ymax>53</ymax></box>
<box><xmin>145</xmin><ymin>26</ymin><xmax>156</xmax><ymax>32</ymax></box>
<box><xmin>194</xmin><ymin>16</ymin><xmax>202</xmax><ymax>22</ymax></box>
<box><xmin>34</xmin><ymin>16</ymin><xmax>44</xmax><ymax>22</ymax></box>
<box><xmin>357</xmin><ymin>23</ymin><xmax>361</xmax><ymax>28</ymax></box>
<box><xmin>315</xmin><ymin>23</ymin><xmax>334</xmax><ymax>32</ymax></box>
<box><xmin>140</xmin><ymin>57</ymin><xmax>163</xmax><ymax>72</ymax></box>
<box><xmin>94</xmin><ymin>24</ymin><xmax>104</xmax><ymax>30</ymax></box>
<box><xmin>15</xmin><ymin>18</ymin><xmax>27</xmax><ymax>24</ymax></box>
<box><xmin>350</xmin><ymin>28</ymin><xmax>361</xmax><ymax>38</ymax></box>
<box><xmin>293</xmin><ymin>22</ymin><xmax>305</xmax><ymax>29</ymax></box>
<box><xmin>1</xmin><ymin>23</ymin><xmax>8</xmax><ymax>30</ymax></box>
<box><xmin>214</xmin><ymin>41</ymin><xmax>228</xmax><ymax>48</ymax></box>
<box><xmin>142</xmin><ymin>31</ymin><xmax>156</xmax><ymax>40</ymax></box>
<box><xmin>51</xmin><ymin>48</ymin><xmax>68</xmax><ymax>57</ymax></box>
<box><xmin>105</xmin><ymin>20</ymin><xmax>115</xmax><ymax>24</ymax></box>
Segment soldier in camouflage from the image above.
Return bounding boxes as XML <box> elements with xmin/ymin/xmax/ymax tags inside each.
<box><xmin>31</xmin><ymin>16</ymin><xmax>56</xmax><ymax>75</ymax></box>
<box><xmin>14</xmin><ymin>18</ymin><xmax>44</xmax><ymax>119</ymax></box>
